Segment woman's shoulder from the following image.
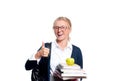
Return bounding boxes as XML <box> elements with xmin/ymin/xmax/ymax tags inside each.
<box><xmin>72</xmin><ymin>44</ymin><xmax>82</xmax><ymax>52</ymax></box>
<box><xmin>72</xmin><ymin>44</ymin><xmax>81</xmax><ymax>49</ymax></box>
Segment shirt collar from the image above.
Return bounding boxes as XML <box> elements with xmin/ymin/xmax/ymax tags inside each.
<box><xmin>53</xmin><ymin>40</ymin><xmax>72</xmax><ymax>50</ymax></box>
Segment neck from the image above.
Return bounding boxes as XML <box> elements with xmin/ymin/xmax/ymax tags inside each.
<box><xmin>56</xmin><ymin>39</ymin><xmax>68</xmax><ymax>50</ymax></box>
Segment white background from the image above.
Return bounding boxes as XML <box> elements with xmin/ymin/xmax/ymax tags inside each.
<box><xmin>0</xmin><ymin>0</ymin><xmax>120</xmax><ymax>81</ymax></box>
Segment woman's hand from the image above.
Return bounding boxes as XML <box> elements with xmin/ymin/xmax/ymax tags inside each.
<box><xmin>35</xmin><ymin>42</ymin><xmax>50</xmax><ymax>59</ymax></box>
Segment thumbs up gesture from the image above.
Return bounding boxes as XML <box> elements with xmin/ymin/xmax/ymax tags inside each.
<box><xmin>35</xmin><ymin>42</ymin><xmax>50</xmax><ymax>59</ymax></box>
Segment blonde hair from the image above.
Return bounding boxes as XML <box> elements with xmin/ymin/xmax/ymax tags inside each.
<box><xmin>53</xmin><ymin>16</ymin><xmax>72</xmax><ymax>28</ymax></box>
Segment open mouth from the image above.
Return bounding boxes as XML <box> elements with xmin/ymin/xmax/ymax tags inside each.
<box><xmin>57</xmin><ymin>33</ymin><xmax>63</xmax><ymax>37</ymax></box>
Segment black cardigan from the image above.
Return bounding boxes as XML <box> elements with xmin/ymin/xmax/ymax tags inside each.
<box><xmin>25</xmin><ymin>43</ymin><xmax>83</xmax><ymax>81</ymax></box>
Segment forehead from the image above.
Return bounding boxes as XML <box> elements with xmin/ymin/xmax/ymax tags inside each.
<box><xmin>54</xmin><ymin>20</ymin><xmax>69</xmax><ymax>26</ymax></box>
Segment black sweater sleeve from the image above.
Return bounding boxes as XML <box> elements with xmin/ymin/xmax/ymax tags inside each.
<box><xmin>25</xmin><ymin>59</ymin><xmax>37</xmax><ymax>70</ymax></box>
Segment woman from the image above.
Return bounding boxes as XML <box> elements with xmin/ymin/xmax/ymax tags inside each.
<box><xmin>25</xmin><ymin>17</ymin><xmax>83</xmax><ymax>81</ymax></box>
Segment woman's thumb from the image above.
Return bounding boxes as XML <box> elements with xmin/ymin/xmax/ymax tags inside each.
<box><xmin>42</xmin><ymin>41</ymin><xmax>45</xmax><ymax>48</ymax></box>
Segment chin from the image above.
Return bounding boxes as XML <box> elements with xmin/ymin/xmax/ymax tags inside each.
<box><xmin>56</xmin><ymin>38</ymin><xmax>64</xmax><ymax>41</ymax></box>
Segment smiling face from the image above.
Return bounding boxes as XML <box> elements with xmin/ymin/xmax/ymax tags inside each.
<box><xmin>53</xmin><ymin>20</ymin><xmax>71</xmax><ymax>42</ymax></box>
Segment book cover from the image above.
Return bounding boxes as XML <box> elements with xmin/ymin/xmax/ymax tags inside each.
<box><xmin>57</xmin><ymin>63</ymin><xmax>81</xmax><ymax>70</ymax></box>
<box><xmin>60</xmin><ymin>69</ymin><xmax>84</xmax><ymax>74</ymax></box>
<box><xmin>61</xmin><ymin>72</ymin><xmax>87</xmax><ymax>78</ymax></box>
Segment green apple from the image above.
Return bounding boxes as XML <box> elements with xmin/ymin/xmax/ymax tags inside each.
<box><xmin>66</xmin><ymin>58</ymin><xmax>75</xmax><ymax>66</ymax></box>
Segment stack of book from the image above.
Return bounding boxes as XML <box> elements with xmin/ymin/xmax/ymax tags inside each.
<box><xmin>54</xmin><ymin>63</ymin><xmax>87</xmax><ymax>80</ymax></box>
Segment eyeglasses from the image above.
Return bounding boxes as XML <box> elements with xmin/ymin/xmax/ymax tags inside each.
<box><xmin>53</xmin><ymin>26</ymin><xmax>68</xmax><ymax>30</ymax></box>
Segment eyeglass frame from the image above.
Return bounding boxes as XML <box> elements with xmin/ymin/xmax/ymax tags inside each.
<box><xmin>53</xmin><ymin>25</ymin><xmax>69</xmax><ymax>31</ymax></box>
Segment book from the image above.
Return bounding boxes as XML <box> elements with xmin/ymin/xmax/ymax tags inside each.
<box><xmin>53</xmin><ymin>69</ymin><xmax>87</xmax><ymax>80</ymax></box>
<box><xmin>54</xmin><ymin>63</ymin><xmax>87</xmax><ymax>80</ymax></box>
<box><xmin>60</xmin><ymin>69</ymin><xmax>84</xmax><ymax>74</ymax></box>
<box><xmin>61</xmin><ymin>72</ymin><xmax>87</xmax><ymax>78</ymax></box>
<box><xmin>57</xmin><ymin>63</ymin><xmax>81</xmax><ymax>70</ymax></box>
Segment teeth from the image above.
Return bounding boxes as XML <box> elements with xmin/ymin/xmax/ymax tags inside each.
<box><xmin>58</xmin><ymin>35</ymin><xmax>62</xmax><ymax>36</ymax></box>
<box><xmin>58</xmin><ymin>34</ymin><xmax>62</xmax><ymax>36</ymax></box>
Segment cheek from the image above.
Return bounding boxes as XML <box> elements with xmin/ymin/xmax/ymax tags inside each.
<box><xmin>54</xmin><ymin>30</ymin><xmax>57</xmax><ymax>34</ymax></box>
<box><xmin>54</xmin><ymin>31</ymin><xmax>58</xmax><ymax>36</ymax></box>
<box><xmin>53</xmin><ymin>30</ymin><xmax>56</xmax><ymax>33</ymax></box>
<box><xmin>65</xmin><ymin>30</ymin><xmax>70</xmax><ymax>35</ymax></box>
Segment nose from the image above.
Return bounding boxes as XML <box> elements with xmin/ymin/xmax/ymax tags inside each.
<box><xmin>58</xmin><ymin>27</ymin><xmax>62</xmax><ymax>32</ymax></box>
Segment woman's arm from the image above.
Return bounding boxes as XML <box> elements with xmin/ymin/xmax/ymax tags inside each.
<box><xmin>25</xmin><ymin>59</ymin><xmax>37</xmax><ymax>70</ymax></box>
